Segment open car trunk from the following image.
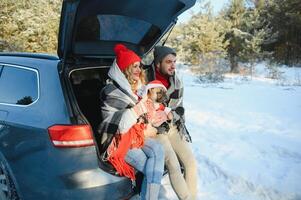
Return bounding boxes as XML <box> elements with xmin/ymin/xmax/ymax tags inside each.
<box><xmin>59</xmin><ymin>0</ymin><xmax>197</xmax><ymax>161</ymax></box>
<box><xmin>68</xmin><ymin>65</ymin><xmax>111</xmax><ymax>162</ymax></box>
<box><xmin>60</xmin><ymin>0</ymin><xmax>196</xmax><ymax>195</ymax></box>
<box><xmin>68</xmin><ymin>64</ymin><xmax>150</xmax><ymax>196</ymax></box>
<box><xmin>69</xmin><ymin>66</ymin><xmax>110</xmax><ymax>133</ymax></box>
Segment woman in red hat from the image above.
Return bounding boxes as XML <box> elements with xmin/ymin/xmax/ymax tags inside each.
<box><xmin>97</xmin><ymin>44</ymin><xmax>164</xmax><ymax>200</ymax></box>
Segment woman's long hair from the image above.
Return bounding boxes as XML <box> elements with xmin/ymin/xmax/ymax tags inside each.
<box><xmin>123</xmin><ymin>63</ymin><xmax>145</xmax><ymax>92</ymax></box>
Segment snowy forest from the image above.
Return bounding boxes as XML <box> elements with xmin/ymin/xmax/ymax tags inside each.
<box><xmin>166</xmin><ymin>0</ymin><xmax>301</xmax><ymax>74</ymax></box>
<box><xmin>1</xmin><ymin>0</ymin><xmax>301</xmax><ymax>72</ymax></box>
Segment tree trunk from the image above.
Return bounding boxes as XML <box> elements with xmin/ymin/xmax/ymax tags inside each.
<box><xmin>230</xmin><ymin>54</ymin><xmax>239</xmax><ymax>73</ymax></box>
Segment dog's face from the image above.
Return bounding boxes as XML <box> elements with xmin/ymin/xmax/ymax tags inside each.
<box><xmin>147</xmin><ymin>87</ymin><xmax>167</xmax><ymax>103</ymax></box>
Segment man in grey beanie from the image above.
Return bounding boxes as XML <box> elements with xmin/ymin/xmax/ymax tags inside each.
<box><xmin>153</xmin><ymin>46</ymin><xmax>177</xmax><ymax>68</ymax></box>
<box><xmin>148</xmin><ymin>46</ymin><xmax>198</xmax><ymax>200</ymax></box>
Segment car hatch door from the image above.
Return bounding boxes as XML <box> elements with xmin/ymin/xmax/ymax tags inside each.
<box><xmin>57</xmin><ymin>0</ymin><xmax>196</xmax><ymax>62</ymax></box>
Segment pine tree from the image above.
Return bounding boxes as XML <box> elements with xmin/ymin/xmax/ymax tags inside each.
<box><xmin>168</xmin><ymin>2</ymin><xmax>228</xmax><ymax>73</ymax></box>
<box><xmin>0</xmin><ymin>0</ymin><xmax>61</xmax><ymax>53</ymax></box>
<box><xmin>223</xmin><ymin>0</ymin><xmax>247</xmax><ymax>73</ymax></box>
<box><xmin>261</xmin><ymin>0</ymin><xmax>301</xmax><ymax>66</ymax></box>
<box><xmin>223</xmin><ymin>0</ymin><xmax>271</xmax><ymax>72</ymax></box>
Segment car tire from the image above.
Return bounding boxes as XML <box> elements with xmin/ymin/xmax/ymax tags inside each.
<box><xmin>0</xmin><ymin>158</ymin><xmax>20</xmax><ymax>200</ymax></box>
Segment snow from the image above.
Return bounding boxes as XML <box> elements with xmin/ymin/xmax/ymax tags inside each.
<box><xmin>160</xmin><ymin>63</ymin><xmax>301</xmax><ymax>200</ymax></box>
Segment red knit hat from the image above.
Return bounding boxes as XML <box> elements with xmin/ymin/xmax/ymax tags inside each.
<box><xmin>114</xmin><ymin>44</ymin><xmax>141</xmax><ymax>71</ymax></box>
<box><xmin>137</xmin><ymin>80</ymin><xmax>167</xmax><ymax>97</ymax></box>
<box><xmin>146</xmin><ymin>80</ymin><xmax>167</xmax><ymax>92</ymax></box>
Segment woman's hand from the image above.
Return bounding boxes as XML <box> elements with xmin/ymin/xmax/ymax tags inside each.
<box><xmin>144</xmin><ymin>123</ymin><xmax>157</xmax><ymax>138</ymax></box>
<box><xmin>133</xmin><ymin>96</ymin><xmax>148</xmax><ymax>117</ymax></box>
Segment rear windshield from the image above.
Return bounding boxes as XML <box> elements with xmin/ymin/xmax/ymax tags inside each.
<box><xmin>76</xmin><ymin>15</ymin><xmax>160</xmax><ymax>44</ymax></box>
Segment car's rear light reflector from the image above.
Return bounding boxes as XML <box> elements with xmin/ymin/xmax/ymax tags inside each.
<box><xmin>48</xmin><ymin>125</ymin><xmax>94</xmax><ymax>148</ymax></box>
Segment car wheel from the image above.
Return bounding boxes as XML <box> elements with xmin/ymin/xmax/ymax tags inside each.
<box><xmin>0</xmin><ymin>160</ymin><xmax>19</xmax><ymax>200</ymax></box>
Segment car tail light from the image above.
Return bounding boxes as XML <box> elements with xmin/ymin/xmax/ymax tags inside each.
<box><xmin>48</xmin><ymin>125</ymin><xmax>94</xmax><ymax>148</ymax></box>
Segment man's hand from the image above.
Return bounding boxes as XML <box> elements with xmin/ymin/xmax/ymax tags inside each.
<box><xmin>167</xmin><ymin>111</ymin><xmax>173</xmax><ymax>120</ymax></box>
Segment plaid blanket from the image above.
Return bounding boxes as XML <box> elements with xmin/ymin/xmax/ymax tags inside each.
<box><xmin>97</xmin><ymin>61</ymin><xmax>140</xmax><ymax>159</ymax></box>
<box><xmin>167</xmin><ymin>74</ymin><xmax>192</xmax><ymax>142</ymax></box>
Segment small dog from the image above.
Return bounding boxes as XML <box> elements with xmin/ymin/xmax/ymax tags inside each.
<box><xmin>147</xmin><ymin>86</ymin><xmax>167</xmax><ymax>107</ymax></box>
<box><xmin>138</xmin><ymin>80</ymin><xmax>172</xmax><ymax>134</ymax></box>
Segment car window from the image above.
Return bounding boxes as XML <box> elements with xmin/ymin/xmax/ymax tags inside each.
<box><xmin>0</xmin><ymin>65</ymin><xmax>38</xmax><ymax>106</ymax></box>
<box><xmin>76</xmin><ymin>15</ymin><xmax>160</xmax><ymax>44</ymax></box>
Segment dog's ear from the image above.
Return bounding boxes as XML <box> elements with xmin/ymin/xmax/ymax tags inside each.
<box><xmin>147</xmin><ymin>88</ymin><xmax>153</xmax><ymax>97</ymax></box>
<box><xmin>156</xmin><ymin>89</ymin><xmax>168</xmax><ymax>103</ymax></box>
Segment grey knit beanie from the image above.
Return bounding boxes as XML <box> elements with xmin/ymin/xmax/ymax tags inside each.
<box><xmin>153</xmin><ymin>46</ymin><xmax>176</xmax><ymax>65</ymax></box>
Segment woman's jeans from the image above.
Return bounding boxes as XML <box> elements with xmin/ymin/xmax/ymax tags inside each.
<box><xmin>125</xmin><ymin>138</ymin><xmax>164</xmax><ymax>200</ymax></box>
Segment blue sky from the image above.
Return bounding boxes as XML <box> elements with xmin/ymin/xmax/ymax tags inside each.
<box><xmin>178</xmin><ymin>0</ymin><xmax>229</xmax><ymax>23</ymax></box>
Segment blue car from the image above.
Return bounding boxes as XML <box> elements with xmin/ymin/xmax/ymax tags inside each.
<box><xmin>0</xmin><ymin>0</ymin><xmax>195</xmax><ymax>199</ymax></box>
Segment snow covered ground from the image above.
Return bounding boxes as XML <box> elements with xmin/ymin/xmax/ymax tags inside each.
<box><xmin>161</xmin><ymin>63</ymin><xmax>301</xmax><ymax>200</ymax></box>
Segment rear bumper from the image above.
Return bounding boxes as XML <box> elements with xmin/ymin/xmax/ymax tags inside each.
<box><xmin>8</xmin><ymin>145</ymin><xmax>133</xmax><ymax>200</ymax></box>
<box><xmin>24</xmin><ymin>177</ymin><xmax>133</xmax><ymax>200</ymax></box>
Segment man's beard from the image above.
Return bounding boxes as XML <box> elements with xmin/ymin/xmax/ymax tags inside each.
<box><xmin>159</xmin><ymin>67</ymin><xmax>173</xmax><ymax>77</ymax></box>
